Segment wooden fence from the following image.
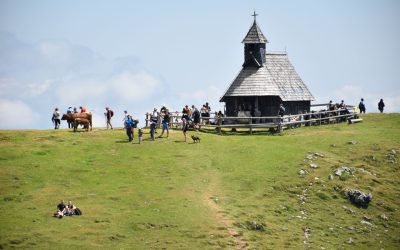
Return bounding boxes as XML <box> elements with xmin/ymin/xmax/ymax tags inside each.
<box><xmin>144</xmin><ymin>106</ymin><xmax>358</xmax><ymax>134</ymax></box>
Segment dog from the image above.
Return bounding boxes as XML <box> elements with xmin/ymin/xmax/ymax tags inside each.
<box><xmin>191</xmin><ymin>135</ymin><xmax>201</xmax><ymax>143</ymax></box>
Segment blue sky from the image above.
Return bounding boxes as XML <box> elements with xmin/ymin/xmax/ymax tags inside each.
<box><xmin>0</xmin><ymin>0</ymin><xmax>399</xmax><ymax>129</ymax></box>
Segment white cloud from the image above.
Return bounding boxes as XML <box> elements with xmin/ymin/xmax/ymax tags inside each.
<box><xmin>0</xmin><ymin>99</ymin><xmax>40</xmax><ymax>129</ymax></box>
<box><xmin>110</xmin><ymin>71</ymin><xmax>162</xmax><ymax>101</ymax></box>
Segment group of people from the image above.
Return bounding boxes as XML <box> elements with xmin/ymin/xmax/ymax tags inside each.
<box><xmin>147</xmin><ymin>103</ymin><xmax>221</xmax><ymax>142</ymax></box>
<box><xmin>52</xmin><ymin>106</ymin><xmax>87</xmax><ymax>129</ymax></box>
<box><xmin>358</xmin><ymin>98</ymin><xmax>386</xmax><ymax>114</ymax></box>
<box><xmin>53</xmin><ymin>200</ymin><xmax>81</xmax><ymax>219</ymax></box>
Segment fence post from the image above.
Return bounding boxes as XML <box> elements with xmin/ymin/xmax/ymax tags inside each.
<box><xmin>319</xmin><ymin>113</ymin><xmax>322</xmax><ymax>126</ymax></box>
<box><xmin>145</xmin><ymin>113</ymin><xmax>149</xmax><ymax>128</ymax></box>
<box><xmin>278</xmin><ymin>116</ymin><xmax>283</xmax><ymax>133</ymax></box>
<box><xmin>249</xmin><ymin>117</ymin><xmax>253</xmax><ymax>134</ymax></box>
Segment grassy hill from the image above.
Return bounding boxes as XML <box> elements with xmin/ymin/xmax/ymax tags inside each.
<box><xmin>0</xmin><ymin>113</ymin><xmax>399</xmax><ymax>249</ymax></box>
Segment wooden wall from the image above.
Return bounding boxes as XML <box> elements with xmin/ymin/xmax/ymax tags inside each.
<box><xmin>224</xmin><ymin>96</ymin><xmax>310</xmax><ymax>116</ymax></box>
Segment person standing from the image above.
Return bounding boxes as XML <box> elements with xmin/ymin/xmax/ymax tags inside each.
<box><xmin>66</xmin><ymin>107</ymin><xmax>73</xmax><ymax>128</ymax></box>
<box><xmin>182</xmin><ymin>115</ymin><xmax>189</xmax><ymax>142</ymax></box>
<box><xmin>358</xmin><ymin>98</ymin><xmax>366</xmax><ymax>114</ymax></box>
<box><xmin>52</xmin><ymin>108</ymin><xmax>61</xmax><ymax>129</ymax></box>
<box><xmin>192</xmin><ymin>105</ymin><xmax>200</xmax><ymax>131</ymax></box>
<box><xmin>378</xmin><ymin>99</ymin><xmax>385</xmax><ymax>113</ymax></box>
<box><xmin>150</xmin><ymin>108</ymin><xmax>158</xmax><ymax>140</ymax></box>
<box><xmin>124</xmin><ymin>115</ymin><xmax>134</xmax><ymax>142</ymax></box>
<box><xmin>159</xmin><ymin>109</ymin><xmax>170</xmax><ymax>138</ymax></box>
<box><xmin>80</xmin><ymin>106</ymin><xmax>87</xmax><ymax>113</ymax></box>
<box><xmin>105</xmin><ymin>107</ymin><xmax>113</xmax><ymax>129</ymax></box>
<box><xmin>278</xmin><ymin>103</ymin><xmax>285</xmax><ymax>117</ymax></box>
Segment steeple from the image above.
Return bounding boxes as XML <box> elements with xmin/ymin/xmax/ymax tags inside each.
<box><xmin>242</xmin><ymin>11</ymin><xmax>268</xmax><ymax>68</ymax></box>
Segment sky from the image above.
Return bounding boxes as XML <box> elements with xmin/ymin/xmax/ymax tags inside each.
<box><xmin>0</xmin><ymin>0</ymin><xmax>399</xmax><ymax>129</ymax></box>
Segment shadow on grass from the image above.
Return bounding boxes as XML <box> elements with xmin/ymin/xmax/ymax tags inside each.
<box><xmin>115</xmin><ymin>140</ymin><xmax>130</xmax><ymax>143</ymax></box>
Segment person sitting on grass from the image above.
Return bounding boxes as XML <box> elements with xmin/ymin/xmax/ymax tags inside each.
<box><xmin>54</xmin><ymin>200</ymin><xmax>66</xmax><ymax>218</ymax></box>
<box><xmin>66</xmin><ymin>201</ymin><xmax>76</xmax><ymax>215</ymax></box>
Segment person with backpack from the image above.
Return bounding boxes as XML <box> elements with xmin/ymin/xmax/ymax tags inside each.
<box><xmin>105</xmin><ymin>107</ymin><xmax>114</xmax><ymax>129</ymax></box>
<box><xmin>378</xmin><ymin>99</ymin><xmax>385</xmax><ymax>113</ymax></box>
<box><xmin>358</xmin><ymin>98</ymin><xmax>366</xmax><ymax>114</ymax></box>
<box><xmin>124</xmin><ymin>115</ymin><xmax>135</xmax><ymax>142</ymax></box>
<box><xmin>191</xmin><ymin>105</ymin><xmax>201</xmax><ymax>131</ymax></box>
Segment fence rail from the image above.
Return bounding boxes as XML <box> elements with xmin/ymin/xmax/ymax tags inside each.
<box><xmin>144</xmin><ymin>107</ymin><xmax>358</xmax><ymax>134</ymax></box>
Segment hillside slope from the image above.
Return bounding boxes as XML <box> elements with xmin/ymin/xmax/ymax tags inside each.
<box><xmin>0</xmin><ymin>114</ymin><xmax>399</xmax><ymax>249</ymax></box>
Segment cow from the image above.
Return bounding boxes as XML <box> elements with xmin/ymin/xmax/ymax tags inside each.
<box><xmin>73</xmin><ymin>118</ymin><xmax>90</xmax><ymax>132</ymax></box>
<box><xmin>62</xmin><ymin>113</ymin><xmax>92</xmax><ymax>131</ymax></box>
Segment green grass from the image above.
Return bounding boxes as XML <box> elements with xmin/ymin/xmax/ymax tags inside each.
<box><xmin>0</xmin><ymin>113</ymin><xmax>399</xmax><ymax>249</ymax></box>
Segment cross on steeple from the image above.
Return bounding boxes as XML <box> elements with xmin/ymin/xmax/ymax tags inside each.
<box><xmin>252</xmin><ymin>10</ymin><xmax>258</xmax><ymax>22</ymax></box>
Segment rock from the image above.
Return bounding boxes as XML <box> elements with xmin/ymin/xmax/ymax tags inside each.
<box><xmin>299</xmin><ymin>170</ymin><xmax>308</xmax><ymax>176</ymax></box>
<box><xmin>304</xmin><ymin>227</ymin><xmax>311</xmax><ymax>239</ymax></box>
<box><xmin>346</xmin><ymin>189</ymin><xmax>372</xmax><ymax>208</ymax></box>
<box><xmin>347</xmin><ymin>237</ymin><xmax>354</xmax><ymax>244</ymax></box>
<box><xmin>363</xmin><ymin>215</ymin><xmax>372</xmax><ymax>221</ymax></box>
<box><xmin>314</xmin><ymin>152</ymin><xmax>325</xmax><ymax>157</ymax></box>
<box><xmin>379</xmin><ymin>214</ymin><xmax>389</xmax><ymax>221</ymax></box>
<box><xmin>328</xmin><ymin>174</ymin><xmax>334</xmax><ymax>180</ymax></box>
<box><xmin>361</xmin><ymin>220</ymin><xmax>374</xmax><ymax>226</ymax></box>
<box><xmin>387</xmin><ymin>151</ymin><xmax>397</xmax><ymax>163</ymax></box>
<box><xmin>331</xmin><ymin>144</ymin><xmax>336</xmax><ymax>147</ymax></box>
<box><xmin>348</xmin><ymin>226</ymin><xmax>354</xmax><ymax>230</ymax></box>
<box><xmin>335</xmin><ymin>166</ymin><xmax>355</xmax><ymax>176</ymax></box>
<box><xmin>310</xmin><ymin>163</ymin><xmax>319</xmax><ymax>169</ymax></box>
<box><xmin>305</xmin><ymin>154</ymin><xmax>314</xmax><ymax>161</ymax></box>
<box><xmin>348</xmin><ymin>140</ymin><xmax>358</xmax><ymax>145</ymax></box>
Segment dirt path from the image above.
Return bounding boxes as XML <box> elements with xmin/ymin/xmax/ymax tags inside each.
<box><xmin>203</xmin><ymin>179</ymin><xmax>248</xmax><ymax>249</ymax></box>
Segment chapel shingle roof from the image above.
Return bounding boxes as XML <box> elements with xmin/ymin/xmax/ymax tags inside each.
<box><xmin>242</xmin><ymin>21</ymin><xmax>268</xmax><ymax>44</ymax></box>
<box><xmin>220</xmin><ymin>53</ymin><xmax>315</xmax><ymax>102</ymax></box>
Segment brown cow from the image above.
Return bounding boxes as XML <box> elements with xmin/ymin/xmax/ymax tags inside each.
<box><xmin>62</xmin><ymin>113</ymin><xmax>92</xmax><ymax>131</ymax></box>
<box><xmin>73</xmin><ymin>118</ymin><xmax>90</xmax><ymax>132</ymax></box>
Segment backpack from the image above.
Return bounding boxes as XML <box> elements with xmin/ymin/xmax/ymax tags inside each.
<box><xmin>110</xmin><ymin>110</ymin><xmax>114</xmax><ymax>117</ymax></box>
<box><xmin>74</xmin><ymin>208</ymin><xmax>82</xmax><ymax>215</ymax></box>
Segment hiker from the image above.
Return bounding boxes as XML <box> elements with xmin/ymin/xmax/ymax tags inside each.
<box><xmin>192</xmin><ymin>105</ymin><xmax>201</xmax><ymax>131</ymax></box>
<box><xmin>66</xmin><ymin>107</ymin><xmax>73</xmax><ymax>128</ymax></box>
<box><xmin>122</xmin><ymin>110</ymin><xmax>129</xmax><ymax>127</ymax></box>
<box><xmin>54</xmin><ymin>200</ymin><xmax>66</xmax><ymax>218</ymax></box>
<box><xmin>73</xmin><ymin>107</ymin><xmax>78</xmax><ymax>113</ymax></box>
<box><xmin>52</xmin><ymin>108</ymin><xmax>61</xmax><ymax>129</ymax></box>
<box><xmin>358</xmin><ymin>98</ymin><xmax>366</xmax><ymax>114</ymax></box>
<box><xmin>124</xmin><ymin>115</ymin><xmax>135</xmax><ymax>142</ymax></box>
<box><xmin>80</xmin><ymin>106</ymin><xmax>87</xmax><ymax>113</ymax></box>
<box><xmin>378</xmin><ymin>99</ymin><xmax>385</xmax><ymax>113</ymax></box>
<box><xmin>182</xmin><ymin>115</ymin><xmax>189</xmax><ymax>142</ymax></box>
<box><xmin>159</xmin><ymin>109</ymin><xmax>170</xmax><ymax>138</ymax></box>
<box><xmin>105</xmin><ymin>107</ymin><xmax>113</xmax><ymax>129</ymax></box>
<box><xmin>150</xmin><ymin>108</ymin><xmax>158</xmax><ymax>140</ymax></box>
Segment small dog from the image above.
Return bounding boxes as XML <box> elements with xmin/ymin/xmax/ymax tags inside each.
<box><xmin>191</xmin><ymin>135</ymin><xmax>201</xmax><ymax>143</ymax></box>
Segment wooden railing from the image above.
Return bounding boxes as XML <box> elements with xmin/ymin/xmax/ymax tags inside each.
<box><xmin>144</xmin><ymin>108</ymin><xmax>358</xmax><ymax>134</ymax></box>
